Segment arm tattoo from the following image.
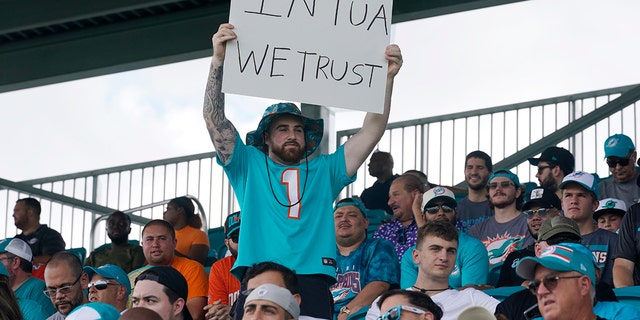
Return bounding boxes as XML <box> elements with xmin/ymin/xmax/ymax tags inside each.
<box><xmin>203</xmin><ymin>63</ymin><xmax>237</xmax><ymax>164</ymax></box>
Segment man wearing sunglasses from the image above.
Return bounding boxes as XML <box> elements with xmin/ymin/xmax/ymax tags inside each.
<box><xmin>206</xmin><ymin>212</ymin><xmax>242</xmax><ymax>320</ymax></box>
<box><xmin>43</xmin><ymin>251</ymin><xmax>89</xmax><ymax>320</ymax></box>
<box><xmin>468</xmin><ymin>169</ymin><xmax>533</xmax><ymax>286</ymax></box>
<box><xmin>528</xmin><ymin>147</ymin><xmax>575</xmax><ymax>200</ymax></box>
<box><xmin>377</xmin><ymin>289</ymin><xmax>443</xmax><ymax>320</ymax></box>
<box><xmin>516</xmin><ymin>242</ymin><xmax>640</xmax><ymax>320</ymax></box>
<box><xmin>598</xmin><ymin>134</ymin><xmax>640</xmax><ymax>208</ymax></box>
<box><xmin>400</xmin><ymin>187</ymin><xmax>488</xmax><ymax>289</ymax></box>
<box><xmin>497</xmin><ymin>187</ymin><xmax>561</xmax><ymax>287</ymax></box>
<box><xmin>331</xmin><ymin>197</ymin><xmax>399</xmax><ymax>320</ymax></box>
<box><xmin>84</xmin><ymin>264</ymin><xmax>131</xmax><ymax>314</ymax></box>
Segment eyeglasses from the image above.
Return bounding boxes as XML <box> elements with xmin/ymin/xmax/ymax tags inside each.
<box><xmin>606</xmin><ymin>156</ymin><xmax>631</xmax><ymax>168</ymax></box>
<box><xmin>537</xmin><ymin>165</ymin><xmax>556</xmax><ymax>174</ymax></box>
<box><xmin>527</xmin><ymin>274</ymin><xmax>583</xmax><ymax>295</ymax></box>
<box><xmin>396</xmin><ymin>228</ymin><xmax>406</xmax><ymax>245</ymax></box>
<box><xmin>488</xmin><ymin>181</ymin><xmax>515</xmax><ymax>189</ymax></box>
<box><xmin>43</xmin><ymin>274</ymin><xmax>82</xmax><ymax>298</ymax></box>
<box><xmin>523</xmin><ymin>208</ymin><xmax>553</xmax><ymax>219</ymax></box>
<box><xmin>424</xmin><ymin>204</ymin><xmax>454</xmax><ymax>214</ymax></box>
<box><xmin>377</xmin><ymin>305</ymin><xmax>426</xmax><ymax>320</ymax></box>
<box><xmin>88</xmin><ymin>279</ymin><xmax>118</xmax><ymax>291</ymax></box>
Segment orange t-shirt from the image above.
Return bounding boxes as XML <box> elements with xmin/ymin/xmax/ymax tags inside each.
<box><xmin>171</xmin><ymin>256</ymin><xmax>208</xmax><ymax>300</ymax></box>
<box><xmin>174</xmin><ymin>225</ymin><xmax>210</xmax><ymax>257</ymax></box>
<box><xmin>208</xmin><ymin>256</ymin><xmax>240</xmax><ymax>305</ymax></box>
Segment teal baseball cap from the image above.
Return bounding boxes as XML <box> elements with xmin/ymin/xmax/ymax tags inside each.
<box><xmin>334</xmin><ymin>197</ymin><xmax>368</xmax><ymax>217</ymax></box>
<box><xmin>604</xmin><ymin>134</ymin><xmax>635</xmax><ymax>158</ymax></box>
<box><xmin>516</xmin><ymin>243</ymin><xmax>596</xmax><ymax>285</ymax></box>
<box><xmin>0</xmin><ymin>261</ymin><xmax>8</xmax><ymax>277</ymax></box>
<box><xmin>488</xmin><ymin>169</ymin><xmax>521</xmax><ymax>186</ymax></box>
<box><xmin>66</xmin><ymin>302</ymin><xmax>121</xmax><ymax>320</ymax></box>
<box><xmin>83</xmin><ymin>264</ymin><xmax>131</xmax><ymax>295</ymax></box>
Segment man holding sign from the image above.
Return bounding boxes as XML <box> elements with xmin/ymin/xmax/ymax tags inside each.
<box><xmin>203</xmin><ymin>23</ymin><xmax>401</xmax><ymax>320</ymax></box>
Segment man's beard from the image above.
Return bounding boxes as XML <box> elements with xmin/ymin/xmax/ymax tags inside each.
<box><xmin>539</xmin><ymin>173</ymin><xmax>557</xmax><ymax>191</ymax></box>
<box><xmin>490</xmin><ymin>193</ymin><xmax>516</xmax><ymax>209</ymax></box>
<box><xmin>272</xmin><ymin>143</ymin><xmax>304</xmax><ymax>163</ymax></box>
<box><xmin>467</xmin><ymin>176</ymin><xmax>488</xmax><ymax>191</ymax></box>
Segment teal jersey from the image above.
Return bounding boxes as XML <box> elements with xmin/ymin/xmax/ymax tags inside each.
<box><xmin>400</xmin><ymin>231</ymin><xmax>489</xmax><ymax>288</ymax></box>
<box><xmin>220</xmin><ymin>134</ymin><xmax>355</xmax><ymax>279</ymax></box>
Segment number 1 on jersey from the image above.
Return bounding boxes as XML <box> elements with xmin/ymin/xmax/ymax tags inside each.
<box><xmin>282</xmin><ymin>168</ymin><xmax>301</xmax><ymax>219</ymax></box>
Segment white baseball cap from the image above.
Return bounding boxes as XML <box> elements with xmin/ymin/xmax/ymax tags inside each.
<box><xmin>0</xmin><ymin>238</ymin><xmax>32</xmax><ymax>262</ymax></box>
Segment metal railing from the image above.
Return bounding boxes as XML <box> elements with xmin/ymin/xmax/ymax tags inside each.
<box><xmin>1</xmin><ymin>83</ymin><xmax>639</xmax><ymax>251</ymax></box>
<box><xmin>338</xmin><ymin>84</ymin><xmax>640</xmax><ymax>197</ymax></box>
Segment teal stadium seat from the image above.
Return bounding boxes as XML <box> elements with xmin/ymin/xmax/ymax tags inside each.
<box><xmin>366</xmin><ymin>209</ymin><xmax>391</xmax><ymax>237</ymax></box>
<box><xmin>613</xmin><ymin>286</ymin><xmax>640</xmax><ymax>309</ymax></box>
<box><xmin>67</xmin><ymin>247</ymin><xmax>87</xmax><ymax>264</ymax></box>
<box><xmin>483</xmin><ymin>286</ymin><xmax>525</xmax><ymax>302</ymax></box>
<box><xmin>206</xmin><ymin>227</ymin><xmax>226</xmax><ymax>266</ymax></box>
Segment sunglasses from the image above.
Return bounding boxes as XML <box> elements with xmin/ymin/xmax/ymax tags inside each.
<box><xmin>88</xmin><ymin>279</ymin><xmax>119</xmax><ymax>291</ymax></box>
<box><xmin>528</xmin><ymin>274</ymin><xmax>583</xmax><ymax>295</ymax></box>
<box><xmin>606</xmin><ymin>156</ymin><xmax>631</xmax><ymax>168</ymax></box>
<box><xmin>424</xmin><ymin>204</ymin><xmax>454</xmax><ymax>214</ymax></box>
<box><xmin>537</xmin><ymin>165</ymin><xmax>555</xmax><ymax>174</ymax></box>
<box><xmin>228</xmin><ymin>234</ymin><xmax>239</xmax><ymax>243</ymax></box>
<box><xmin>522</xmin><ymin>208</ymin><xmax>553</xmax><ymax>219</ymax></box>
<box><xmin>488</xmin><ymin>181</ymin><xmax>515</xmax><ymax>189</ymax></box>
<box><xmin>378</xmin><ymin>305</ymin><xmax>425</xmax><ymax>320</ymax></box>
<box><xmin>396</xmin><ymin>228</ymin><xmax>406</xmax><ymax>245</ymax></box>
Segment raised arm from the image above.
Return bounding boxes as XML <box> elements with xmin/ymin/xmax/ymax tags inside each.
<box><xmin>344</xmin><ymin>44</ymin><xmax>402</xmax><ymax>177</ymax></box>
<box><xmin>203</xmin><ymin>23</ymin><xmax>239</xmax><ymax>165</ymax></box>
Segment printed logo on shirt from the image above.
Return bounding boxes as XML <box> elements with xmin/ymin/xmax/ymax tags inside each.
<box><xmin>483</xmin><ymin>233</ymin><xmax>526</xmax><ymax>266</ymax></box>
<box><xmin>322</xmin><ymin>257</ymin><xmax>336</xmax><ymax>267</ymax></box>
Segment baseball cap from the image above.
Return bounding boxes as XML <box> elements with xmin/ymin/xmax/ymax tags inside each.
<box><xmin>604</xmin><ymin>134</ymin><xmax>635</xmax><ymax>158</ymax></box>
<box><xmin>593</xmin><ymin>198</ymin><xmax>627</xmax><ymax>221</ymax></box>
<box><xmin>537</xmin><ymin>216</ymin><xmax>581</xmax><ymax>242</ymax></box>
<box><xmin>84</xmin><ymin>264</ymin><xmax>131</xmax><ymax>295</ymax></box>
<box><xmin>422</xmin><ymin>186</ymin><xmax>457</xmax><ymax>210</ymax></box>
<box><xmin>245</xmin><ymin>283</ymin><xmax>300</xmax><ymax>319</ymax></box>
<box><xmin>0</xmin><ymin>237</ymin><xmax>32</xmax><ymax>262</ymax></box>
<box><xmin>528</xmin><ymin>147</ymin><xmax>575</xmax><ymax>174</ymax></box>
<box><xmin>224</xmin><ymin>211</ymin><xmax>241</xmax><ymax>237</ymax></box>
<box><xmin>516</xmin><ymin>243</ymin><xmax>596</xmax><ymax>285</ymax></box>
<box><xmin>558</xmin><ymin>171</ymin><xmax>599</xmax><ymax>197</ymax></box>
<box><xmin>246</xmin><ymin>102</ymin><xmax>324</xmax><ymax>158</ymax></box>
<box><xmin>488</xmin><ymin>169</ymin><xmax>520</xmax><ymax>186</ymax></box>
<box><xmin>67</xmin><ymin>302</ymin><xmax>121</xmax><ymax>320</ymax></box>
<box><xmin>135</xmin><ymin>266</ymin><xmax>192</xmax><ymax>320</ymax></box>
<box><xmin>457</xmin><ymin>306</ymin><xmax>496</xmax><ymax>320</ymax></box>
<box><xmin>522</xmin><ymin>187</ymin><xmax>561</xmax><ymax>211</ymax></box>
<box><xmin>334</xmin><ymin>197</ymin><xmax>368</xmax><ymax>217</ymax></box>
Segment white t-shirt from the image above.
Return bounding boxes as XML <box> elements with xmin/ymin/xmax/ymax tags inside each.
<box><xmin>366</xmin><ymin>287</ymin><xmax>499</xmax><ymax>320</ymax></box>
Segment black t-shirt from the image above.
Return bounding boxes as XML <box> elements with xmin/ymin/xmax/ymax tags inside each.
<box><xmin>16</xmin><ymin>224</ymin><xmax>66</xmax><ymax>256</ymax></box>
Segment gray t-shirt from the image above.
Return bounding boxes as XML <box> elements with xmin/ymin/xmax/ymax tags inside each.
<box><xmin>456</xmin><ymin>197</ymin><xmax>494</xmax><ymax>233</ymax></box>
<box><xmin>598</xmin><ymin>171</ymin><xmax>640</xmax><ymax>208</ymax></box>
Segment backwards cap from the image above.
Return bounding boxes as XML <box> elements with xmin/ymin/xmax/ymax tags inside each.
<box><xmin>0</xmin><ymin>238</ymin><xmax>32</xmax><ymax>262</ymax></box>
<box><xmin>245</xmin><ymin>283</ymin><xmax>300</xmax><ymax>319</ymax></box>
<box><xmin>537</xmin><ymin>216</ymin><xmax>581</xmax><ymax>242</ymax></box>
<box><xmin>245</xmin><ymin>102</ymin><xmax>324</xmax><ymax>158</ymax></box>
<box><xmin>135</xmin><ymin>266</ymin><xmax>193</xmax><ymax>320</ymax></box>
<box><xmin>488</xmin><ymin>169</ymin><xmax>520</xmax><ymax>186</ymax></box>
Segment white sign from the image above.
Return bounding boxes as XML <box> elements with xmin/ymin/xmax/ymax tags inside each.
<box><xmin>222</xmin><ymin>0</ymin><xmax>393</xmax><ymax>113</ymax></box>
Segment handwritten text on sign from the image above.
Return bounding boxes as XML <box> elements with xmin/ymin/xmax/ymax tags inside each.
<box><xmin>222</xmin><ymin>0</ymin><xmax>393</xmax><ymax>113</ymax></box>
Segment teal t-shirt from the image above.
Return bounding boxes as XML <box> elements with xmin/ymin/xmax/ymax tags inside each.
<box><xmin>400</xmin><ymin>231</ymin><xmax>489</xmax><ymax>288</ymax></box>
<box><xmin>220</xmin><ymin>134</ymin><xmax>355</xmax><ymax>279</ymax></box>
<box><xmin>15</xmin><ymin>276</ymin><xmax>56</xmax><ymax>317</ymax></box>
